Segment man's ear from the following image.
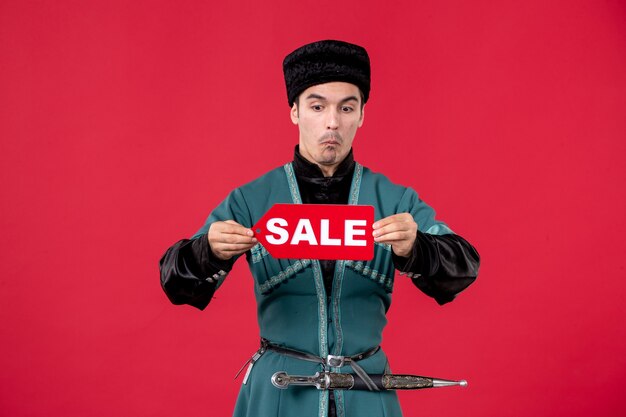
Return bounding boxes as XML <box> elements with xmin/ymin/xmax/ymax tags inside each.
<box><xmin>290</xmin><ymin>103</ymin><xmax>299</xmax><ymax>125</ymax></box>
<box><xmin>358</xmin><ymin>104</ymin><xmax>365</xmax><ymax>127</ymax></box>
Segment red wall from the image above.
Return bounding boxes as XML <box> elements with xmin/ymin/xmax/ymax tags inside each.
<box><xmin>1</xmin><ymin>1</ymin><xmax>625</xmax><ymax>416</ymax></box>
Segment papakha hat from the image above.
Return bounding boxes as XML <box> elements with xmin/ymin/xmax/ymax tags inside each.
<box><xmin>283</xmin><ymin>40</ymin><xmax>371</xmax><ymax>107</ymax></box>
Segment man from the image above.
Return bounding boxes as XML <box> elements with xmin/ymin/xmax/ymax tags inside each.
<box><xmin>160</xmin><ymin>40</ymin><xmax>480</xmax><ymax>417</ymax></box>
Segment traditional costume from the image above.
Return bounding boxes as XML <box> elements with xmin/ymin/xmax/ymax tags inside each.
<box><xmin>160</xmin><ymin>40</ymin><xmax>480</xmax><ymax>417</ymax></box>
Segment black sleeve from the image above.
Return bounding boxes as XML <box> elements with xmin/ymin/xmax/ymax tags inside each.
<box><xmin>159</xmin><ymin>233</ymin><xmax>235</xmax><ymax>310</ymax></box>
<box><xmin>392</xmin><ymin>231</ymin><xmax>480</xmax><ymax>305</ymax></box>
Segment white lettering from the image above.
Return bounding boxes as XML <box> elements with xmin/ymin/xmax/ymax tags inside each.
<box><xmin>290</xmin><ymin>219</ymin><xmax>318</xmax><ymax>245</ymax></box>
<box><xmin>266</xmin><ymin>218</ymin><xmax>289</xmax><ymax>245</ymax></box>
<box><xmin>345</xmin><ymin>220</ymin><xmax>367</xmax><ymax>246</ymax></box>
<box><xmin>319</xmin><ymin>219</ymin><xmax>341</xmax><ymax>246</ymax></box>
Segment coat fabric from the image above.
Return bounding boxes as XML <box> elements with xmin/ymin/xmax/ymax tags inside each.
<box><xmin>189</xmin><ymin>162</ymin><xmax>458</xmax><ymax>417</ymax></box>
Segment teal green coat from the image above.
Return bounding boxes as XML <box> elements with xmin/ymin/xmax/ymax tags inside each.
<box><xmin>193</xmin><ymin>163</ymin><xmax>453</xmax><ymax>417</ymax></box>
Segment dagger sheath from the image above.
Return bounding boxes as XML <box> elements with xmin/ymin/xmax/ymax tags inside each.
<box><xmin>271</xmin><ymin>371</ymin><xmax>467</xmax><ymax>391</ymax></box>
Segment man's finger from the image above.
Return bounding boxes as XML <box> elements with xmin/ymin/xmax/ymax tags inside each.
<box><xmin>372</xmin><ymin>213</ymin><xmax>413</xmax><ymax>230</ymax></box>
<box><xmin>374</xmin><ymin>231</ymin><xmax>413</xmax><ymax>243</ymax></box>
<box><xmin>215</xmin><ymin>234</ymin><xmax>257</xmax><ymax>245</ymax></box>
<box><xmin>217</xmin><ymin>242</ymin><xmax>258</xmax><ymax>252</ymax></box>
<box><xmin>372</xmin><ymin>214</ymin><xmax>400</xmax><ymax>229</ymax></box>
<box><xmin>372</xmin><ymin>222</ymin><xmax>414</xmax><ymax>238</ymax></box>
<box><xmin>216</xmin><ymin>220</ymin><xmax>254</xmax><ymax>237</ymax></box>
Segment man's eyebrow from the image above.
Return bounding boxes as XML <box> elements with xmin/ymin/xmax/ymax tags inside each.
<box><xmin>340</xmin><ymin>96</ymin><xmax>359</xmax><ymax>104</ymax></box>
<box><xmin>304</xmin><ymin>93</ymin><xmax>327</xmax><ymax>101</ymax></box>
<box><xmin>304</xmin><ymin>94</ymin><xmax>360</xmax><ymax>103</ymax></box>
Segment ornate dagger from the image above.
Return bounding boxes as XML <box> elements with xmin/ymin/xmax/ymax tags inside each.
<box><xmin>271</xmin><ymin>371</ymin><xmax>468</xmax><ymax>391</ymax></box>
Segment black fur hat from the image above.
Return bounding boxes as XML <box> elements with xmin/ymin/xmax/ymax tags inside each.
<box><xmin>283</xmin><ymin>40</ymin><xmax>371</xmax><ymax>107</ymax></box>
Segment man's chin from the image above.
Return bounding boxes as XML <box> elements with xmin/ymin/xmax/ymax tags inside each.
<box><xmin>319</xmin><ymin>149</ymin><xmax>341</xmax><ymax>164</ymax></box>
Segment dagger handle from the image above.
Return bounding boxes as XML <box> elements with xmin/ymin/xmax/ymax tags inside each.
<box><xmin>271</xmin><ymin>372</ymin><xmax>331</xmax><ymax>390</ymax></box>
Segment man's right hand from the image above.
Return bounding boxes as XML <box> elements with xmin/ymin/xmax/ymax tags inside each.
<box><xmin>208</xmin><ymin>220</ymin><xmax>257</xmax><ymax>260</ymax></box>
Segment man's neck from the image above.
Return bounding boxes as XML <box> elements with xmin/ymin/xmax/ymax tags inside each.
<box><xmin>318</xmin><ymin>164</ymin><xmax>338</xmax><ymax>177</ymax></box>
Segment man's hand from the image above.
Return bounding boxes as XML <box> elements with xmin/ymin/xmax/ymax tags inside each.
<box><xmin>372</xmin><ymin>213</ymin><xmax>417</xmax><ymax>258</ymax></box>
<box><xmin>208</xmin><ymin>220</ymin><xmax>257</xmax><ymax>260</ymax></box>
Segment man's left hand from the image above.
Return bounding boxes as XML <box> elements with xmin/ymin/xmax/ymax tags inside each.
<box><xmin>372</xmin><ymin>213</ymin><xmax>417</xmax><ymax>258</ymax></box>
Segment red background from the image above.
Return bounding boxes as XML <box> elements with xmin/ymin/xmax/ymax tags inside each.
<box><xmin>1</xmin><ymin>1</ymin><xmax>625</xmax><ymax>416</ymax></box>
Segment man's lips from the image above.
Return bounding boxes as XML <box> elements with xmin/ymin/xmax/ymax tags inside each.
<box><xmin>320</xmin><ymin>133</ymin><xmax>342</xmax><ymax>146</ymax></box>
<box><xmin>321</xmin><ymin>137</ymin><xmax>341</xmax><ymax>145</ymax></box>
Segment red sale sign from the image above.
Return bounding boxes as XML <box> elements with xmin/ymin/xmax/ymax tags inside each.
<box><xmin>252</xmin><ymin>204</ymin><xmax>375</xmax><ymax>260</ymax></box>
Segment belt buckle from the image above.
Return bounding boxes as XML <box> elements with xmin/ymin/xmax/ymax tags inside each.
<box><xmin>326</xmin><ymin>354</ymin><xmax>346</xmax><ymax>368</ymax></box>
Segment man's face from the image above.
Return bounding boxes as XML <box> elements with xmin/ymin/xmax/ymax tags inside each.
<box><xmin>291</xmin><ymin>82</ymin><xmax>364</xmax><ymax>175</ymax></box>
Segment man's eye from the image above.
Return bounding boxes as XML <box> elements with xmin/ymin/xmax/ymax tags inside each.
<box><xmin>312</xmin><ymin>105</ymin><xmax>323</xmax><ymax>111</ymax></box>
<box><xmin>341</xmin><ymin>106</ymin><xmax>354</xmax><ymax>113</ymax></box>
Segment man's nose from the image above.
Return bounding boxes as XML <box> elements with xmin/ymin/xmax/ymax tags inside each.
<box><xmin>326</xmin><ymin>110</ymin><xmax>339</xmax><ymax>130</ymax></box>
